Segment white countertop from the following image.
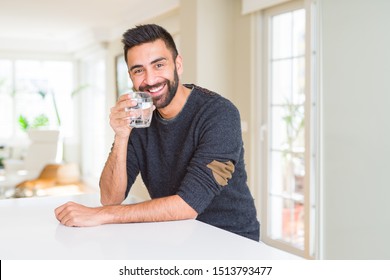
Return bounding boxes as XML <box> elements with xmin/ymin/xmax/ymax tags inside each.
<box><xmin>0</xmin><ymin>193</ymin><xmax>301</xmax><ymax>260</ymax></box>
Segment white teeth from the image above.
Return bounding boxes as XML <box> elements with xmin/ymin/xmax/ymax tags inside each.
<box><xmin>148</xmin><ymin>84</ymin><xmax>164</xmax><ymax>93</ymax></box>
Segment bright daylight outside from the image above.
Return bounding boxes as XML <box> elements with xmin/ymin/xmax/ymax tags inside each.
<box><xmin>267</xmin><ymin>8</ymin><xmax>306</xmax><ymax>250</ymax></box>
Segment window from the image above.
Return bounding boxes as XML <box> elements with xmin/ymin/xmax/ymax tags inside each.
<box><xmin>257</xmin><ymin>0</ymin><xmax>317</xmax><ymax>258</ymax></box>
<box><xmin>0</xmin><ymin>60</ymin><xmax>13</xmax><ymax>140</ymax></box>
<box><xmin>0</xmin><ymin>56</ymin><xmax>111</xmax><ymax>187</ymax></box>
<box><xmin>0</xmin><ymin>59</ymin><xmax>75</xmax><ymax>143</ymax></box>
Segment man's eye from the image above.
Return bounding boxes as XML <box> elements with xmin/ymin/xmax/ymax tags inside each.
<box><xmin>133</xmin><ymin>69</ymin><xmax>143</xmax><ymax>75</ymax></box>
<box><xmin>156</xmin><ymin>63</ymin><xmax>164</xmax><ymax>69</ymax></box>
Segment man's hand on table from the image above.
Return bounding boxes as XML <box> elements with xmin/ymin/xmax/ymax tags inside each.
<box><xmin>55</xmin><ymin>201</ymin><xmax>108</xmax><ymax>227</ymax></box>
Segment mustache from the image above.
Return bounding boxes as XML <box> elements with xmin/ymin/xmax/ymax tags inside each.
<box><xmin>139</xmin><ymin>82</ymin><xmax>166</xmax><ymax>92</ymax></box>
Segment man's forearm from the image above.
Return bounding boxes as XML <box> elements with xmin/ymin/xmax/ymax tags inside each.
<box><xmin>105</xmin><ymin>195</ymin><xmax>198</xmax><ymax>223</ymax></box>
<box><xmin>99</xmin><ymin>135</ymin><xmax>129</xmax><ymax>205</ymax></box>
<box><xmin>55</xmin><ymin>195</ymin><xmax>198</xmax><ymax>227</ymax></box>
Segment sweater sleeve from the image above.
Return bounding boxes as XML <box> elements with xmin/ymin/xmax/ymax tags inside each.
<box><xmin>177</xmin><ymin>97</ymin><xmax>244</xmax><ymax>214</ymax></box>
<box><xmin>124</xmin><ymin>137</ymin><xmax>141</xmax><ymax>198</ymax></box>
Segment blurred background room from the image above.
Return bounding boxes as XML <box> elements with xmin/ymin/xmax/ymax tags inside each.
<box><xmin>0</xmin><ymin>0</ymin><xmax>389</xmax><ymax>260</ymax></box>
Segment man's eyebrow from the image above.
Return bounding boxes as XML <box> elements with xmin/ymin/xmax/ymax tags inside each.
<box><xmin>129</xmin><ymin>64</ymin><xmax>142</xmax><ymax>72</ymax></box>
<box><xmin>151</xmin><ymin>57</ymin><xmax>167</xmax><ymax>64</ymax></box>
<box><xmin>129</xmin><ymin>57</ymin><xmax>168</xmax><ymax>72</ymax></box>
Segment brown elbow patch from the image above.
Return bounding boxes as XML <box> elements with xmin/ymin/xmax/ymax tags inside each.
<box><xmin>207</xmin><ymin>160</ymin><xmax>235</xmax><ymax>186</ymax></box>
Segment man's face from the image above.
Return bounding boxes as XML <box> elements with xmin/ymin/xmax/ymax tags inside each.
<box><xmin>126</xmin><ymin>39</ymin><xmax>182</xmax><ymax>109</ymax></box>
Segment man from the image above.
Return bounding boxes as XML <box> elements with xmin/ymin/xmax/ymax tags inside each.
<box><xmin>55</xmin><ymin>24</ymin><xmax>260</xmax><ymax>241</ymax></box>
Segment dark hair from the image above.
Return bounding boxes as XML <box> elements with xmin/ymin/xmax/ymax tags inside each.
<box><xmin>122</xmin><ymin>24</ymin><xmax>178</xmax><ymax>63</ymax></box>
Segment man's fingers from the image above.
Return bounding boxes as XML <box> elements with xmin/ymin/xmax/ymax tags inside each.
<box><xmin>54</xmin><ymin>202</ymin><xmax>78</xmax><ymax>224</ymax></box>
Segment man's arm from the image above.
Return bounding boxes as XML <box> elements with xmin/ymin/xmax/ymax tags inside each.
<box><xmin>99</xmin><ymin>94</ymin><xmax>135</xmax><ymax>205</ymax></box>
<box><xmin>99</xmin><ymin>135</ymin><xmax>129</xmax><ymax>205</ymax></box>
<box><xmin>54</xmin><ymin>194</ymin><xmax>198</xmax><ymax>227</ymax></box>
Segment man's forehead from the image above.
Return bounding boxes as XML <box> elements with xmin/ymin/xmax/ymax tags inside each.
<box><xmin>127</xmin><ymin>40</ymin><xmax>171</xmax><ymax>65</ymax></box>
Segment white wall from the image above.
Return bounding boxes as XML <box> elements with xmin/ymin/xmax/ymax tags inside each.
<box><xmin>180</xmin><ymin>0</ymin><xmax>235</xmax><ymax>99</ymax></box>
<box><xmin>321</xmin><ymin>0</ymin><xmax>390</xmax><ymax>259</ymax></box>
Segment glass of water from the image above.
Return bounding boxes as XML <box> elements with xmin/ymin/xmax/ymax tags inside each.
<box><xmin>126</xmin><ymin>92</ymin><xmax>153</xmax><ymax>128</ymax></box>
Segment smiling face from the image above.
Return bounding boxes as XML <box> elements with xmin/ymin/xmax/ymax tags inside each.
<box><xmin>127</xmin><ymin>39</ymin><xmax>183</xmax><ymax>109</ymax></box>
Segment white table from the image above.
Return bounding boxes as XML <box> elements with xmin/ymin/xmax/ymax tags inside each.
<box><xmin>0</xmin><ymin>193</ymin><xmax>300</xmax><ymax>260</ymax></box>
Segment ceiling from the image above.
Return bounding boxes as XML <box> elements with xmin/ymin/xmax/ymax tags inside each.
<box><xmin>0</xmin><ymin>0</ymin><xmax>179</xmax><ymax>53</ymax></box>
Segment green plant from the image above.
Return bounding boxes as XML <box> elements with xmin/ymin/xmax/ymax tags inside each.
<box><xmin>16</xmin><ymin>84</ymin><xmax>89</xmax><ymax>133</ymax></box>
<box><xmin>42</xmin><ymin>84</ymin><xmax>89</xmax><ymax>127</ymax></box>
<box><xmin>36</xmin><ymin>89</ymin><xmax>61</xmax><ymax>127</ymax></box>
<box><xmin>281</xmin><ymin>99</ymin><xmax>305</xmax><ymax>155</ymax></box>
<box><xmin>280</xmin><ymin>99</ymin><xmax>305</xmax><ymax>195</ymax></box>
<box><xmin>18</xmin><ymin>114</ymin><xmax>50</xmax><ymax>132</ymax></box>
<box><xmin>71</xmin><ymin>84</ymin><xmax>89</xmax><ymax>98</ymax></box>
<box><xmin>31</xmin><ymin>114</ymin><xmax>49</xmax><ymax>128</ymax></box>
<box><xmin>18</xmin><ymin>115</ymin><xmax>29</xmax><ymax>131</ymax></box>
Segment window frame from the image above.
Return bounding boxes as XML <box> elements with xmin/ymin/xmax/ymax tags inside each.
<box><xmin>252</xmin><ymin>0</ymin><xmax>318</xmax><ymax>259</ymax></box>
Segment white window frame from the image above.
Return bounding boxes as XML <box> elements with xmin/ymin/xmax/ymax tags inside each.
<box><xmin>252</xmin><ymin>0</ymin><xmax>319</xmax><ymax>259</ymax></box>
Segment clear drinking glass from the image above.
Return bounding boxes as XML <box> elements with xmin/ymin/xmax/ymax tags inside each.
<box><xmin>126</xmin><ymin>92</ymin><xmax>153</xmax><ymax>128</ymax></box>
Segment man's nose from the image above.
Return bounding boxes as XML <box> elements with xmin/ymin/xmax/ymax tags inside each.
<box><xmin>144</xmin><ymin>69</ymin><xmax>158</xmax><ymax>86</ymax></box>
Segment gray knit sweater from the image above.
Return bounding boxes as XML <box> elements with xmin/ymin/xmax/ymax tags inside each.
<box><xmin>125</xmin><ymin>84</ymin><xmax>260</xmax><ymax>241</ymax></box>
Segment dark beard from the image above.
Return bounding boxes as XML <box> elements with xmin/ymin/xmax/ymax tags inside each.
<box><xmin>139</xmin><ymin>68</ymin><xmax>179</xmax><ymax>109</ymax></box>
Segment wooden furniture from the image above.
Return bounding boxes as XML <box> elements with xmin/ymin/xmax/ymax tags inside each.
<box><xmin>14</xmin><ymin>163</ymin><xmax>83</xmax><ymax>198</ymax></box>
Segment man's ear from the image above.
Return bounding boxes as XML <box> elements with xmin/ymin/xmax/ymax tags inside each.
<box><xmin>175</xmin><ymin>54</ymin><xmax>183</xmax><ymax>75</ymax></box>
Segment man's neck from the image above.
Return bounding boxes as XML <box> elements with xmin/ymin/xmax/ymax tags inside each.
<box><xmin>157</xmin><ymin>84</ymin><xmax>191</xmax><ymax>120</ymax></box>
